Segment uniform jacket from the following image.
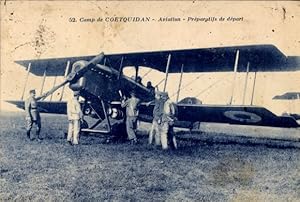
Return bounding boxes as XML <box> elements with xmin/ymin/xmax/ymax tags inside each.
<box><xmin>25</xmin><ymin>97</ymin><xmax>40</xmax><ymax>120</ymax></box>
<box><xmin>67</xmin><ymin>97</ymin><xmax>83</xmax><ymax>120</ymax></box>
<box><xmin>162</xmin><ymin>99</ymin><xmax>177</xmax><ymax>124</ymax></box>
<box><xmin>121</xmin><ymin>97</ymin><xmax>140</xmax><ymax>117</ymax></box>
<box><xmin>153</xmin><ymin>99</ymin><xmax>164</xmax><ymax>121</ymax></box>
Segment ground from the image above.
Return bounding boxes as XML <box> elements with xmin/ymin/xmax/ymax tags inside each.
<box><xmin>0</xmin><ymin>112</ymin><xmax>300</xmax><ymax>201</ymax></box>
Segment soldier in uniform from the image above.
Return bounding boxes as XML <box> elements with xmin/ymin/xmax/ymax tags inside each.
<box><xmin>121</xmin><ymin>91</ymin><xmax>140</xmax><ymax>144</ymax></box>
<box><xmin>146</xmin><ymin>91</ymin><xmax>164</xmax><ymax>146</ymax></box>
<box><xmin>160</xmin><ymin>92</ymin><xmax>178</xmax><ymax>150</ymax></box>
<box><xmin>25</xmin><ymin>89</ymin><xmax>45</xmax><ymax>140</ymax></box>
<box><xmin>67</xmin><ymin>91</ymin><xmax>83</xmax><ymax>145</ymax></box>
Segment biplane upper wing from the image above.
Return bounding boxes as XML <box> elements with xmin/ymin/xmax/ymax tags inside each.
<box><xmin>15</xmin><ymin>44</ymin><xmax>300</xmax><ymax>76</ymax></box>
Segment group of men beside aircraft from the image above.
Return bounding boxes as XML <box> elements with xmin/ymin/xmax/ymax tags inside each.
<box><xmin>24</xmin><ymin>87</ymin><xmax>178</xmax><ymax>150</ymax></box>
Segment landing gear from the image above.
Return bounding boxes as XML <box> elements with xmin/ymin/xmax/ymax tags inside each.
<box><xmin>80</xmin><ymin>119</ymin><xmax>89</xmax><ymax>129</ymax></box>
<box><xmin>80</xmin><ymin>98</ymin><xmax>127</xmax><ymax>141</ymax></box>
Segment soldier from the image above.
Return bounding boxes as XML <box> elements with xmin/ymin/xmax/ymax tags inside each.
<box><xmin>160</xmin><ymin>92</ymin><xmax>178</xmax><ymax>150</ymax></box>
<box><xmin>67</xmin><ymin>91</ymin><xmax>83</xmax><ymax>145</ymax></box>
<box><xmin>121</xmin><ymin>91</ymin><xmax>140</xmax><ymax>144</ymax></box>
<box><xmin>25</xmin><ymin>89</ymin><xmax>45</xmax><ymax>140</ymax></box>
<box><xmin>146</xmin><ymin>91</ymin><xmax>164</xmax><ymax>146</ymax></box>
<box><xmin>146</xmin><ymin>81</ymin><xmax>155</xmax><ymax>95</ymax></box>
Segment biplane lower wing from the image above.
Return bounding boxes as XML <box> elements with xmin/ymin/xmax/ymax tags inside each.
<box><xmin>139</xmin><ymin>104</ymin><xmax>300</xmax><ymax>128</ymax></box>
<box><xmin>7</xmin><ymin>100</ymin><xmax>299</xmax><ymax>128</ymax></box>
<box><xmin>6</xmin><ymin>100</ymin><xmax>67</xmax><ymax>114</ymax></box>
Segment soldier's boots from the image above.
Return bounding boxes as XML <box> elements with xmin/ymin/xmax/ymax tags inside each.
<box><xmin>130</xmin><ymin>138</ymin><xmax>138</xmax><ymax>145</ymax></box>
<box><xmin>26</xmin><ymin>131</ymin><xmax>31</xmax><ymax>139</ymax></box>
<box><xmin>26</xmin><ymin>130</ymin><xmax>43</xmax><ymax>141</ymax></box>
<box><xmin>170</xmin><ymin>137</ymin><xmax>178</xmax><ymax>150</ymax></box>
<box><xmin>36</xmin><ymin>130</ymin><xmax>42</xmax><ymax>140</ymax></box>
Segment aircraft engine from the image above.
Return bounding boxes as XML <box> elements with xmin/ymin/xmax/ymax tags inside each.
<box><xmin>69</xmin><ymin>60</ymin><xmax>88</xmax><ymax>91</ymax></box>
<box><xmin>108</xmin><ymin>107</ymin><xmax>124</xmax><ymax>120</ymax></box>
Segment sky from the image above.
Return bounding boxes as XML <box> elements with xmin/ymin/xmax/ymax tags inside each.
<box><xmin>1</xmin><ymin>1</ymin><xmax>300</xmax><ymax>114</ymax></box>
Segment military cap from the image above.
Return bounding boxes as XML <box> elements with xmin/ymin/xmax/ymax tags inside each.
<box><xmin>160</xmin><ymin>92</ymin><xmax>169</xmax><ymax>98</ymax></box>
<box><xmin>29</xmin><ymin>89</ymin><xmax>36</xmax><ymax>94</ymax></box>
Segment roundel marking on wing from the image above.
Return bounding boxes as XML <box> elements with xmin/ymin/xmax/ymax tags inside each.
<box><xmin>223</xmin><ymin>110</ymin><xmax>262</xmax><ymax>123</ymax></box>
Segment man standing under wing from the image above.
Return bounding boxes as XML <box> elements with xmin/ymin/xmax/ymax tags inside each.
<box><xmin>146</xmin><ymin>91</ymin><xmax>164</xmax><ymax>146</ymax></box>
<box><xmin>121</xmin><ymin>91</ymin><xmax>140</xmax><ymax>144</ymax></box>
<box><xmin>25</xmin><ymin>89</ymin><xmax>45</xmax><ymax>140</ymax></box>
<box><xmin>67</xmin><ymin>91</ymin><xmax>83</xmax><ymax>145</ymax></box>
<box><xmin>160</xmin><ymin>92</ymin><xmax>178</xmax><ymax>150</ymax></box>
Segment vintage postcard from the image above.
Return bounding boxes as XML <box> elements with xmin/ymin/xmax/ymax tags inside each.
<box><xmin>0</xmin><ymin>1</ymin><xmax>300</xmax><ymax>201</ymax></box>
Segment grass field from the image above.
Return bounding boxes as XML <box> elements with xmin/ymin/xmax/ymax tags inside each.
<box><xmin>0</xmin><ymin>112</ymin><xmax>300</xmax><ymax>201</ymax></box>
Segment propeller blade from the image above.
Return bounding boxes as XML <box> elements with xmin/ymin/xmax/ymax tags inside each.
<box><xmin>39</xmin><ymin>52</ymin><xmax>105</xmax><ymax>100</ymax></box>
<box><xmin>66</xmin><ymin>52</ymin><xmax>105</xmax><ymax>82</ymax></box>
<box><xmin>39</xmin><ymin>80</ymin><xmax>69</xmax><ymax>100</ymax></box>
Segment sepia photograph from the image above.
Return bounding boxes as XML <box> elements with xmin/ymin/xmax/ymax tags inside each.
<box><xmin>1</xmin><ymin>1</ymin><xmax>300</xmax><ymax>201</ymax></box>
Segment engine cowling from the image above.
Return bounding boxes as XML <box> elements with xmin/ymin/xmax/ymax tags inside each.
<box><xmin>69</xmin><ymin>60</ymin><xmax>88</xmax><ymax>91</ymax></box>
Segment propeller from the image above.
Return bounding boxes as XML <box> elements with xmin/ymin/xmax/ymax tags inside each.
<box><xmin>39</xmin><ymin>52</ymin><xmax>105</xmax><ymax>100</ymax></box>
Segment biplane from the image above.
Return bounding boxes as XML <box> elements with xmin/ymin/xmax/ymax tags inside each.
<box><xmin>6</xmin><ymin>44</ymin><xmax>300</xmax><ymax>136</ymax></box>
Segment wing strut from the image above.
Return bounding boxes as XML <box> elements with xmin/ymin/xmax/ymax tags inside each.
<box><xmin>118</xmin><ymin>56</ymin><xmax>124</xmax><ymax>80</ymax></box>
<box><xmin>39</xmin><ymin>68</ymin><xmax>47</xmax><ymax>96</ymax></box>
<box><xmin>163</xmin><ymin>54</ymin><xmax>172</xmax><ymax>92</ymax></box>
<box><xmin>141</xmin><ymin>68</ymin><xmax>152</xmax><ymax>79</ymax></box>
<box><xmin>135</xmin><ymin>65</ymin><xmax>139</xmax><ymax>82</ymax></box>
<box><xmin>21</xmin><ymin>62</ymin><xmax>31</xmax><ymax>100</ymax></box>
<box><xmin>228</xmin><ymin>50</ymin><xmax>239</xmax><ymax>105</ymax></box>
<box><xmin>195</xmin><ymin>76</ymin><xmax>228</xmax><ymax>98</ymax></box>
<box><xmin>59</xmin><ymin>60</ymin><xmax>70</xmax><ymax>101</ymax></box>
<box><xmin>250</xmin><ymin>71</ymin><xmax>257</xmax><ymax>105</ymax></box>
<box><xmin>176</xmin><ymin>64</ymin><xmax>184</xmax><ymax>103</ymax></box>
<box><xmin>155</xmin><ymin>78</ymin><xmax>165</xmax><ymax>89</ymax></box>
<box><xmin>242</xmin><ymin>62</ymin><xmax>250</xmax><ymax>105</ymax></box>
<box><xmin>170</xmin><ymin>74</ymin><xmax>204</xmax><ymax>98</ymax></box>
